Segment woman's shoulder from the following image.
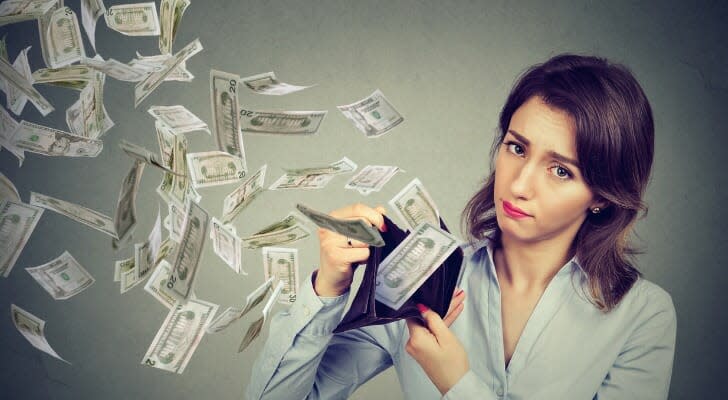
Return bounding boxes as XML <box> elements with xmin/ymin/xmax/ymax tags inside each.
<box><xmin>618</xmin><ymin>276</ymin><xmax>677</xmax><ymax>323</ymax></box>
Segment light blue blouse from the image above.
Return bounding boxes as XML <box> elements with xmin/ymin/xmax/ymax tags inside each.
<box><xmin>246</xmin><ymin>237</ymin><xmax>677</xmax><ymax>400</ymax></box>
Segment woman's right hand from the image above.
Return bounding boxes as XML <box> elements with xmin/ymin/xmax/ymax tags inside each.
<box><xmin>314</xmin><ymin>203</ymin><xmax>388</xmax><ymax>297</ymax></box>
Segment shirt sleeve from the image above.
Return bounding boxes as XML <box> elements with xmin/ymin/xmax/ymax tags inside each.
<box><xmin>245</xmin><ymin>270</ymin><xmax>398</xmax><ymax>400</ymax></box>
<box><xmin>442</xmin><ymin>370</ymin><xmax>499</xmax><ymax>400</ymax></box>
<box><xmin>593</xmin><ymin>284</ymin><xmax>678</xmax><ymax>400</ymax></box>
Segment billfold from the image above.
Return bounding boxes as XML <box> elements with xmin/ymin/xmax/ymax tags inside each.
<box><xmin>333</xmin><ymin>215</ymin><xmax>463</xmax><ymax>333</ymax></box>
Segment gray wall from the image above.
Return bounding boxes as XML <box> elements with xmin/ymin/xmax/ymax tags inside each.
<box><xmin>1</xmin><ymin>0</ymin><xmax>726</xmax><ymax>399</ymax></box>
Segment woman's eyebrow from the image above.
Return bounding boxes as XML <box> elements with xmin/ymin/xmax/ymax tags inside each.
<box><xmin>507</xmin><ymin>129</ymin><xmax>581</xmax><ymax>169</ymax></box>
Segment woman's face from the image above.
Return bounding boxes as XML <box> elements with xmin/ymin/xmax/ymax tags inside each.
<box><xmin>494</xmin><ymin>96</ymin><xmax>599</xmax><ymax>247</ymax></box>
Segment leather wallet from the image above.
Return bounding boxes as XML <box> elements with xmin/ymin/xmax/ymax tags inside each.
<box><xmin>333</xmin><ymin>215</ymin><xmax>463</xmax><ymax>333</ymax></box>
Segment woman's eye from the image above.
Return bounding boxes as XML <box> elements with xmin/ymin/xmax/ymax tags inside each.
<box><xmin>504</xmin><ymin>141</ymin><xmax>524</xmax><ymax>156</ymax></box>
<box><xmin>551</xmin><ymin>165</ymin><xmax>572</xmax><ymax>179</ymax></box>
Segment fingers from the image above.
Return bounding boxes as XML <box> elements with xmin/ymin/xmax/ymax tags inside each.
<box><xmin>329</xmin><ymin>203</ymin><xmax>386</xmax><ymax>232</ymax></box>
<box><xmin>443</xmin><ymin>289</ymin><xmax>465</xmax><ymax>327</ymax></box>
<box><xmin>417</xmin><ymin>304</ymin><xmax>449</xmax><ymax>339</ymax></box>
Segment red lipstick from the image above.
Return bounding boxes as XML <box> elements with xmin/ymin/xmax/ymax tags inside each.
<box><xmin>502</xmin><ymin>200</ymin><xmax>531</xmax><ymax>218</ymax></box>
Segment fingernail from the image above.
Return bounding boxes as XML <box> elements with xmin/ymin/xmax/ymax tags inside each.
<box><xmin>380</xmin><ymin>222</ymin><xmax>388</xmax><ymax>232</ymax></box>
<box><xmin>416</xmin><ymin>303</ymin><xmax>428</xmax><ymax>313</ymax></box>
<box><xmin>455</xmin><ymin>288</ymin><xmax>464</xmax><ymax>296</ymax></box>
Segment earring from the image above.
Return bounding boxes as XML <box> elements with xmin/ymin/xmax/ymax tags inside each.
<box><xmin>591</xmin><ymin>207</ymin><xmax>601</xmax><ymax>214</ymax></box>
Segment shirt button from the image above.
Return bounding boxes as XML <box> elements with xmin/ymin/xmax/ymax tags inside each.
<box><xmin>302</xmin><ymin>305</ymin><xmax>310</xmax><ymax>316</ymax></box>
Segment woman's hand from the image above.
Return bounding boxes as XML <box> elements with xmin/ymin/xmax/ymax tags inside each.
<box><xmin>314</xmin><ymin>203</ymin><xmax>387</xmax><ymax>297</ymax></box>
<box><xmin>405</xmin><ymin>289</ymin><xmax>469</xmax><ymax>396</ymax></box>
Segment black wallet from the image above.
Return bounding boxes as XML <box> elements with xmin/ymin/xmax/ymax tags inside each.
<box><xmin>333</xmin><ymin>215</ymin><xmax>464</xmax><ymax>333</ymax></box>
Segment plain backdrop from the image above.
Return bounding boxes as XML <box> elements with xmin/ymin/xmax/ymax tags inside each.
<box><xmin>1</xmin><ymin>1</ymin><xmax>726</xmax><ymax>399</ymax></box>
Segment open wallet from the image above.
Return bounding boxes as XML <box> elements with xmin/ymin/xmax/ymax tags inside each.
<box><xmin>333</xmin><ymin>215</ymin><xmax>464</xmax><ymax>334</ymax></box>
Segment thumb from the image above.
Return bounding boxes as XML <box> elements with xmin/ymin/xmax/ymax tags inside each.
<box><xmin>417</xmin><ymin>303</ymin><xmax>449</xmax><ymax>339</ymax></box>
<box><xmin>375</xmin><ymin>205</ymin><xmax>387</xmax><ymax>215</ymax></box>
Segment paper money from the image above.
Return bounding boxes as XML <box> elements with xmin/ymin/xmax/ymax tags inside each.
<box><xmin>262</xmin><ymin>247</ymin><xmax>299</xmax><ymax>304</ymax></box>
<box><xmin>5</xmin><ymin>46</ymin><xmax>31</xmax><ymax>115</ymax></box>
<box><xmin>30</xmin><ymin>192</ymin><xmax>117</xmax><ymax>238</ymax></box>
<box><xmin>210</xmin><ymin>69</ymin><xmax>245</xmax><ymax>158</ymax></box>
<box><xmin>221</xmin><ymin>164</ymin><xmax>266</xmax><ymax>223</ymax></box>
<box><xmin>296</xmin><ymin>203</ymin><xmax>385</xmax><ymax>248</ymax></box>
<box><xmin>238</xmin><ymin>280</ymin><xmax>283</xmax><ymax>352</ymax></box>
<box><xmin>12</xmin><ymin>120</ymin><xmax>103</xmax><ymax>157</ymax></box>
<box><xmin>45</xmin><ymin>7</ymin><xmax>85</xmax><ymax>68</ymax></box>
<box><xmin>210</xmin><ymin>217</ymin><xmax>244</xmax><ymax>275</ymax></box>
<box><xmin>345</xmin><ymin>165</ymin><xmax>401</xmax><ymax>195</ymax></box>
<box><xmin>66</xmin><ymin>71</ymin><xmax>114</xmax><ymax>139</ymax></box>
<box><xmin>148</xmin><ymin>105</ymin><xmax>209</xmax><ymax>135</ymax></box>
<box><xmin>0</xmin><ymin>106</ymin><xmax>24</xmax><ymax>163</ymax></box>
<box><xmin>83</xmin><ymin>56</ymin><xmax>146</xmax><ymax>82</ymax></box>
<box><xmin>138</xmin><ymin>208</ymin><xmax>163</xmax><ymax>278</ymax></box>
<box><xmin>162</xmin><ymin>200</ymin><xmax>209</xmax><ymax>302</ymax></box>
<box><xmin>37</xmin><ymin>0</ymin><xmax>60</xmax><ymax>68</ymax></box>
<box><xmin>158</xmin><ymin>0</ymin><xmax>189</xmax><ymax>54</ymax></box>
<box><xmin>164</xmin><ymin>201</ymin><xmax>184</xmax><ymax>242</ymax></box>
<box><xmin>104</xmin><ymin>2</ymin><xmax>160</xmax><ymax>36</ymax></box>
<box><xmin>11</xmin><ymin>304</ymin><xmax>68</xmax><ymax>363</ymax></box>
<box><xmin>239</xmin><ymin>109</ymin><xmax>326</xmax><ymax>135</ymax></box>
<box><xmin>0</xmin><ymin>172</ymin><xmax>20</xmax><ymax>202</ymax></box>
<box><xmin>186</xmin><ymin>151</ymin><xmax>246</xmax><ymax>189</ymax></box>
<box><xmin>80</xmin><ymin>0</ymin><xmax>105</xmax><ymax>51</ymax></box>
<box><xmin>32</xmin><ymin>64</ymin><xmax>95</xmax><ymax>90</ymax></box>
<box><xmin>134</xmin><ymin>38</ymin><xmax>202</xmax><ymax>107</ymax></box>
<box><xmin>0</xmin><ymin>55</ymin><xmax>53</xmax><ymax>115</ymax></box>
<box><xmin>283</xmin><ymin>157</ymin><xmax>357</xmax><ymax>176</ymax></box>
<box><xmin>388</xmin><ymin>178</ymin><xmax>440</xmax><ymax>231</ymax></box>
<box><xmin>375</xmin><ymin>222</ymin><xmax>460</xmax><ymax>310</ymax></box>
<box><xmin>206</xmin><ymin>277</ymin><xmax>274</xmax><ymax>334</ymax></box>
<box><xmin>119</xmin><ymin>139</ymin><xmax>179</xmax><ymax>176</ymax></box>
<box><xmin>117</xmin><ymin>257</ymin><xmax>136</xmax><ymax>293</ymax></box>
<box><xmin>338</xmin><ymin>89</ymin><xmax>404</xmax><ymax>138</ymax></box>
<box><xmin>142</xmin><ymin>298</ymin><xmax>218</xmax><ymax>374</ymax></box>
<box><xmin>241</xmin><ymin>213</ymin><xmax>310</xmax><ymax>249</ymax></box>
<box><xmin>0</xmin><ymin>34</ymin><xmax>6</xmax><ymax>59</ymax></box>
<box><xmin>155</xmin><ymin>123</ymin><xmax>201</xmax><ymax>208</ymax></box>
<box><xmin>112</xmin><ymin>160</ymin><xmax>145</xmax><ymax>249</ymax></box>
<box><xmin>268</xmin><ymin>157</ymin><xmax>357</xmax><ymax>191</ymax></box>
<box><xmin>26</xmin><ymin>251</ymin><xmax>94</xmax><ymax>300</ymax></box>
<box><xmin>144</xmin><ymin>259</ymin><xmax>175</xmax><ymax>308</ymax></box>
<box><xmin>0</xmin><ymin>200</ymin><xmax>43</xmax><ymax>278</ymax></box>
<box><xmin>239</xmin><ymin>71</ymin><xmax>312</xmax><ymax>95</ymax></box>
<box><xmin>0</xmin><ymin>0</ymin><xmax>57</xmax><ymax>26</ymax></box>
<box><xmin>129</xmin><ymin>52</ymin><xmax>193</xmax><ymax>81</ymax></box>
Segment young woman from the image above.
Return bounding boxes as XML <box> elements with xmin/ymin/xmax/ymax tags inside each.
<box><xmin>246</xmin><ymin>54</ymin><xmax>677</xmax><ymax>399</ymax></box>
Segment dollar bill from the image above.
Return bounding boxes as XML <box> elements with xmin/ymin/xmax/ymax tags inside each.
<box><xmin>104</xmin><ymin>2</ymin><xmax>160</xmax><ymax>36</ymax></box>
<box><xmin>283</xmin><ymin>156</ymin><xmax>357</xmax><ymax>176</ymax></box>
<box><xmin>129</xmin><ymin>52</ymin><xmax>193</xmax><ymax>81</ymax></box>
<box><xmin>138</xmin><ymin>208</ymin><xmax>163</xmax><ymax>278</ymax></box>
<box><xmin>158</xmin><ymin>0</ymin><xmax>189</xmax><ymax>54</ymax></box>
<box><xmin>210</xmin><ymin>69</ymin><xmax>245</xmax><ymax>158</ymax></box>
<box><xmin>375</xmin><ymin>222</ymin><xmax>460</xmax><ymax>310</ymax></box>
<box><xmin>142</xmin><ymin>298</ymin><xmax>218</xmax><ymax>374</ymax></box>
<box><xmin>0</xmin><ymin>0</ymin><xmax>57</xmax><ymax>26</ymax></box>
<box><xmin>37</xmin><ymin>0</ymin><xmax>60</xmax><ymax>68</ymax></box>
<box><xmin>338</xmin><ymin>89</ymin><xmax>404</xmax><ymax>138</ymax></box>
<box><xmin>144</xmin><ymin>259</ymin><xmax>175</xmax><ymax>308</ymax></box>
<box><xmin>119</xmin><ymin>139</ymin><xmax>179</xmax><ymax>176</ymax></box>
<box><xmin>262</xmin><ymin>247</ymin><xmax>299</xmax><ymax>304</ymax></box>
<box><xmin>162</xmin><ymin>200</ymin><xmax>209</xmax><ymax>303</ymax></box>
<box><xmin>66</xmin><ymin>71</ymin><xmax>114</xmax><ymax>139</ymax></box>
<box><xmin>206</xmin><ymin>276</ymin><xmax>274</xmax><ymax>334</ymax></box>
<box><xmin>0</xmin><ymin>34</ymin><xmax>6</xmax><ymax>60</ymax></box>
<box><xmin>0</xmin><ymin>200</ymin><xmax>43</xmax><ymax>278</ymax></box>
<box><xmin>239</xmin><ymin>71</ymin><xmax>312</xmax><ymax>95</ymax></box>
<box><xmin>44</xmin><ymin>7</ymin><xmax>85</xmax><ymax>68</ymax></box>
<box><xmin>155</xmin><ymin>123</ymin><xmax>201</xmax><ymax>208</ymax></box>
<box><xmin>112</xmin><ymin>160</ymin><xmax>145</xmax><ymax>249</ymax></box>
<box><xmin>0</xmin><ymin>55</ymin><xmax>53</xmax><ymax>115</ymax></box>
<box><xmin>0</xmin><ymin>106</ymin><xmax>24</xmax><ymax>163</ymax></box>
<box><xmin>345</xmin><ymin>165</ymin><xmax>401</xmax><ymax>195</ymax></box>
<box><xmin>134</xmin><ymin>38</ymin><xmax>202</xmax><ymax>107</ymax></box>
<box><xmin>30</xmin><ymin>192</ymin><xmax>117</xmax><ymax>238</ymax></box>
<box><xmin>388</xmin><ymin>178</ymin><xmax>440</xmax><ymax>231</ymax></box>
<box><xmin>5</xmin><ymin>46</ymin><xmax>31</xmax><ymax>115</ymax></box>
<box><xmin>238</xmin><ymin>280</ymin><xmax>283</xmax><ymax>352</ymax></box>
<box><xmin>209</xmin><ymin>217</ymin><xmax>244</xmax><ymax>275</ymax></box>
<box><xmin>241</xmin><ymin>213</ymin><xmax>310</xmax><ymax>249</ymax></box>
<box><xmin>0</xmin><ymin>172</ymin><xmax>19</xmax><ymax>202</ymax></box>
<box><xmin>80</xmin><ymin>0</ymin><xmax>105</xmax><ymax>51</ymax></box>
<box><xmin>164</xmin><ymin>201</ymin><xmax>184</xmax><ymax>242</ymax></box>
<box><xmin>12</xmin><ymin>120</ymin><xmax>103</xmax><ymax>157</ymax></box>
<box><xmin>117</xmin><ymin>257</ymin><xmax>136</xmax><ymax>293</ymax></box>
<box><xmin>239</xmin><ymin>109</ymin><xmax>326</xmax><ymax>135</ymax></box>
<box><xmin>296</xmin><ymin>203</ymin><xmax>385</xmax><ymax>248</ymax></box>
<box><xmin>26</xmin><ymin>251</ymin><xmax>94</xmax><ymax>300</ymax></box>
<box><xmin>268</xmin><ymin>157</ymin><xmax>357</xmax><ymax>191</ymax></box>
<box><xmin>82</xmin><ymin>56</ymin><xmax>146</xmax><ymax>82</ymax></box>
<box><xmin>11</xmin><ymin>304</ymin><xmax>68</xmax><ymax>363</ymax></box>
<box><xmin>221</xmin><ymin>164</ymin><xmax>266</xmax><ymax>223</ymax></box>
<box><xmin>186</xmin><ymin>151</ymin><xmax>246</xmax><ymax>189</ymax></box>
<box><xmin>32</xmin><ymin>64</ymin><xmax>95</xmax><ymax>90</ymax></box>
<box><xmin>148</xmin><ymin>105</ymin><xmax>209</xmax><ymax>135</ymax></box>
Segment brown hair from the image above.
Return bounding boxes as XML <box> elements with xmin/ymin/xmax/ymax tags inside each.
<box><xmin>461</xmin><ymin>54</ymin><xmax>655</xmax><ymax>312</ymax></box>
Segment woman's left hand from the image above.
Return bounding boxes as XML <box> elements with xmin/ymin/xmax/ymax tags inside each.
<box><xmin>405</xmin><ymin>302</ymin><xmax>470</xmax><ymax>395</ymax></box>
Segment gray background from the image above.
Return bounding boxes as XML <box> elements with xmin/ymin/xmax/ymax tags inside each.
<box><xmin>1</xmin><ymin>0</ymin><xmax>726</xmax><ymax>399</ymax></box>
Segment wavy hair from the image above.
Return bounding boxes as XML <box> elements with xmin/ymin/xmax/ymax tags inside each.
<box><xmin>461</xmin><ymin>54</ymin><xmax>655</xmax><ymax>312</ymax></box>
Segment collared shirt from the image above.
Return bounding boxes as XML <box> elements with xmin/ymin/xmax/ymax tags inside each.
<box><xmin>246</xmin><ymin>237</ymin><xmax>677</xmax><ymax>400</ymax></box>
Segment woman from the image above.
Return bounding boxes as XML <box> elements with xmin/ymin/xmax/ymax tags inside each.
<box><xmin>246</xmin><ymin>54</ymin><xmax>677</xmax><ymax>399</ymax></box>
